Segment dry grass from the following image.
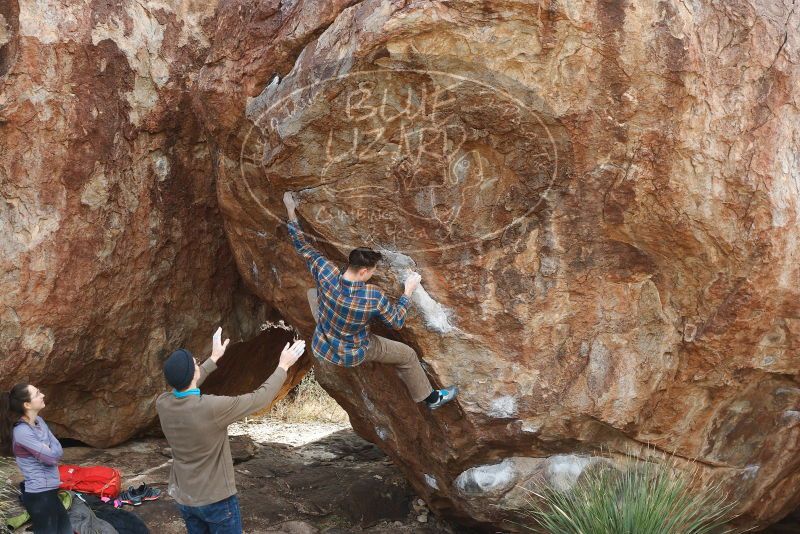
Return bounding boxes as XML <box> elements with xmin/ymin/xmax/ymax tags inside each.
<box><xmin>270</xmin><ymin>370</ymin><xmax>350</xmax><ymax>424</ymax></box>
<box><xmin>0</xmin><ymin>456</ymin><xmax>20</xmax><ymax>525</ymax></box>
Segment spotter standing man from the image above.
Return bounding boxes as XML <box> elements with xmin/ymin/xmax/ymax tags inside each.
<box><xmin>157</xmin><ymin>327</ymin><xmax>306</xmax><ymax>534</ymax></box>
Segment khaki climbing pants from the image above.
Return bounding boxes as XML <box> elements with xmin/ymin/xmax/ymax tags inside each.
<box><xmin>307</xmin><ymin>288</ymin><xmax>434</xmax><ymax>403</ymax></box>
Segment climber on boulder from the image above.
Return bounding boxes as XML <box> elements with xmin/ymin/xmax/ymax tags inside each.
<box><xmin>283</xmin><ymin>191</ymin><xmax>457</xmax><ymax>410</ymax></box>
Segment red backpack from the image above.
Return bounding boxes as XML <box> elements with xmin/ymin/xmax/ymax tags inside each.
<box><xmin>58</xmin><ymin>464</ymin><xmax>121</xmax><ymax>499</ymax></box>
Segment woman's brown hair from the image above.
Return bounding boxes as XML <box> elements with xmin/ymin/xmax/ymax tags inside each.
<box><xmin>0</xmin><ymin>384</ymin><xmax>31</xmax><ymax>456</ymax></box>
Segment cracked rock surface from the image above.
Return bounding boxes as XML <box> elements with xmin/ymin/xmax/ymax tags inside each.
<box><xmin>4</xmin><ymin>0</ymin><xmax>800</xmax><ymax>531</ymax></box>
<box><xmin>0</xmin><ymin>0</ymin><xmax>306</xmax><ymax>447</ymax></box>
<box><xmin>197</xmin><ymin>0</ymin><xmax>800</xmax><ymax>530</ymax></box>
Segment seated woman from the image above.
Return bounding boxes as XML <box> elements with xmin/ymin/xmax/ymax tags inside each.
<box><xmin>1</xmin><ymin>383</ymin><xmax>72</xmax><ymax>534</ymax></box>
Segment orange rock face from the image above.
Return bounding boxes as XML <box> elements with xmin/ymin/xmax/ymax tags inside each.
<box><xmin>198</xmin><ymin>0</ymin><xmax>800</xmax><ymax>530</ymax></box>
<box><xmin>4</xmin><ymin>0</ymin><xmax>800</xmax><ymax>530</ymax></box>
<box><xmin>0</xmin><ymin>0</ymin><xmax>302</xmax><ymax>447</ymax></box>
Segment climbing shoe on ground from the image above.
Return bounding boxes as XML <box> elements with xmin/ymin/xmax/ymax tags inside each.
<box><xmin>130</xmin><ymin>484</ymin><xmax>161</xmax><ymax>503</ymax></box>
<box><xmin>118</xmin><ymin>487</ymin><xmax>141</xmax><ymax>506</ymax></box>
<box><xmin>427</xmin><ymin>386</ymin><xmax>458</xmax><ymax>410</ymax></box>
<box><xmin>139</xmin><ymin>484</ymin><xmax>162</xmax><ymax>502</ymax></box>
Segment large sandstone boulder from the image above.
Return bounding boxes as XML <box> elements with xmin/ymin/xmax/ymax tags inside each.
<box><xmin>197</xmin><ymin>0</ymin><xmax>800</xmax><ymax>530</ymax></box>
<box><xmin>0</xmin><ymin>0</ymin><xmax>305</xmax><ymax>447</ymax></box>
<box><xmin>5</xmin><ymin>0</ymin><xmax>800</xmax><ymax>530</ymax></box>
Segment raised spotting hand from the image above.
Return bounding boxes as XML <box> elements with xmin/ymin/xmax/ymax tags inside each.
<box><xmin>210</xmin><ymin>327</ymin><xmax>231</xmax><ymax>363</ymax></box>
<box><xmin>278</xmin><ymin>339</ymin><xmax>306</xmax><ymax>371</ymax></box>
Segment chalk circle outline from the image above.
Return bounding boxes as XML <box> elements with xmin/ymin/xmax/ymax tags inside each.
<box><xmin>239</xmin><ymin>66</ymin><xmax>560</xmax><ymax>256</ymax></box>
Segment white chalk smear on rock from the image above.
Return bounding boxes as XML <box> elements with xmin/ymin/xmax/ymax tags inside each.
<box><xmin>379</xmin><ymin>249</ymin><xmax>454</xmax><ymax>333</ymax></box>
<box><xmin>424</xmin><ymin>474</ymin><xmax>439</xmax><ymax>490</ymax></box>
<box><xmin>546</xmin><ymin>455</ymin><xmax>597</xmax><ymax>491</ymax></box>
<box><xmin>454</xmin><ymin>459</ymin><xmax>517</xmax><ymax>496</ymax></box>
<box><xmin>488</xmin><ymin>395</ymin><xmax>518</xmax><ymax>418</ymax></box>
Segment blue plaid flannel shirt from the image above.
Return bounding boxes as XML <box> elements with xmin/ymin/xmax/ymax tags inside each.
<box><xmin>287</xmin><ymin>220</ymin><xmax>410</xmax><ymax>367</ymax></box>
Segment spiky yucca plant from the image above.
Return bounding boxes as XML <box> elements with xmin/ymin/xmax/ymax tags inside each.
<box><xmin>523</xmin><ymin>459</ymin><xmax>741</xmax><ymax>534</ymax></box>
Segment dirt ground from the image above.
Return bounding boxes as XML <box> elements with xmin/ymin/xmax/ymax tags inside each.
<box><xmin>51</xmin><ymin>428</ymin><xmax>461</xmax><ymax>534</ymax></box>
<box><xmin>5</xmin><ymin>420</ymin><xmax>800</xmax><ymax>533</ymax></box>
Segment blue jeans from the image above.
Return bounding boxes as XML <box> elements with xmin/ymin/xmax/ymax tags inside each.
<box><xmin>177</xmin><ymin>494</ymin><xmax>242</xmax><ymax>534</ymax></box>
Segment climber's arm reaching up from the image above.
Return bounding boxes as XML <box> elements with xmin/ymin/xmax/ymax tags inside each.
<box><xmin>284</xmin><ymin>191</ymin><xmax>338</xmax><ymax>285</ymax></box>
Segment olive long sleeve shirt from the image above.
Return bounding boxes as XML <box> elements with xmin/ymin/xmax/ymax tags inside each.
<box><xmin>156</xmin><ymin>358</ymin><xmax>287</xmax><ymax>506</ymax></box>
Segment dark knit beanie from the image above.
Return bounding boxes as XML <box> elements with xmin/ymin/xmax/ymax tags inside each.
<box><xmin>163</xmin><ymin>349</ymin><xmax>195</xmax><ymax>391</ymax></box>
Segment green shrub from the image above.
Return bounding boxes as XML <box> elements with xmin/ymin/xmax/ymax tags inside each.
<box><xmin>522</xmin><ymin>458</ymin><xmax>741</xmax><ymax>534</ymax></box>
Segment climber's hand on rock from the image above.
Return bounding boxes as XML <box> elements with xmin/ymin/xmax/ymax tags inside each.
<box><xmin>278</xmin><ymin>339</ymin><xmax>306</xmax><ymax>371</ymax></box>
<box><xmin>404</xmin><ymin>271</ymin><xmax>422</xmax><ymax>297</ymax></box>
<box><xmin>210</xmin><ymin>327</ymin><xmax>230</xmax><ymax>362</ymax></box>
<box><xmin>283</xmin><ymin>191</ymin><xmax>298</xmax><ymax>221</ymax></box>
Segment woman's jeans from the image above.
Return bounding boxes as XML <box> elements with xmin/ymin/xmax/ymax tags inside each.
<box><xmin>21</xmin><ymin>488</ymin><xmax>72</xmax><ymax>534</ymax></box>
<box><xmin>177</xmin><ymin>494</ymin><xmax>242</xmax><ymax>534</ymax></box>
